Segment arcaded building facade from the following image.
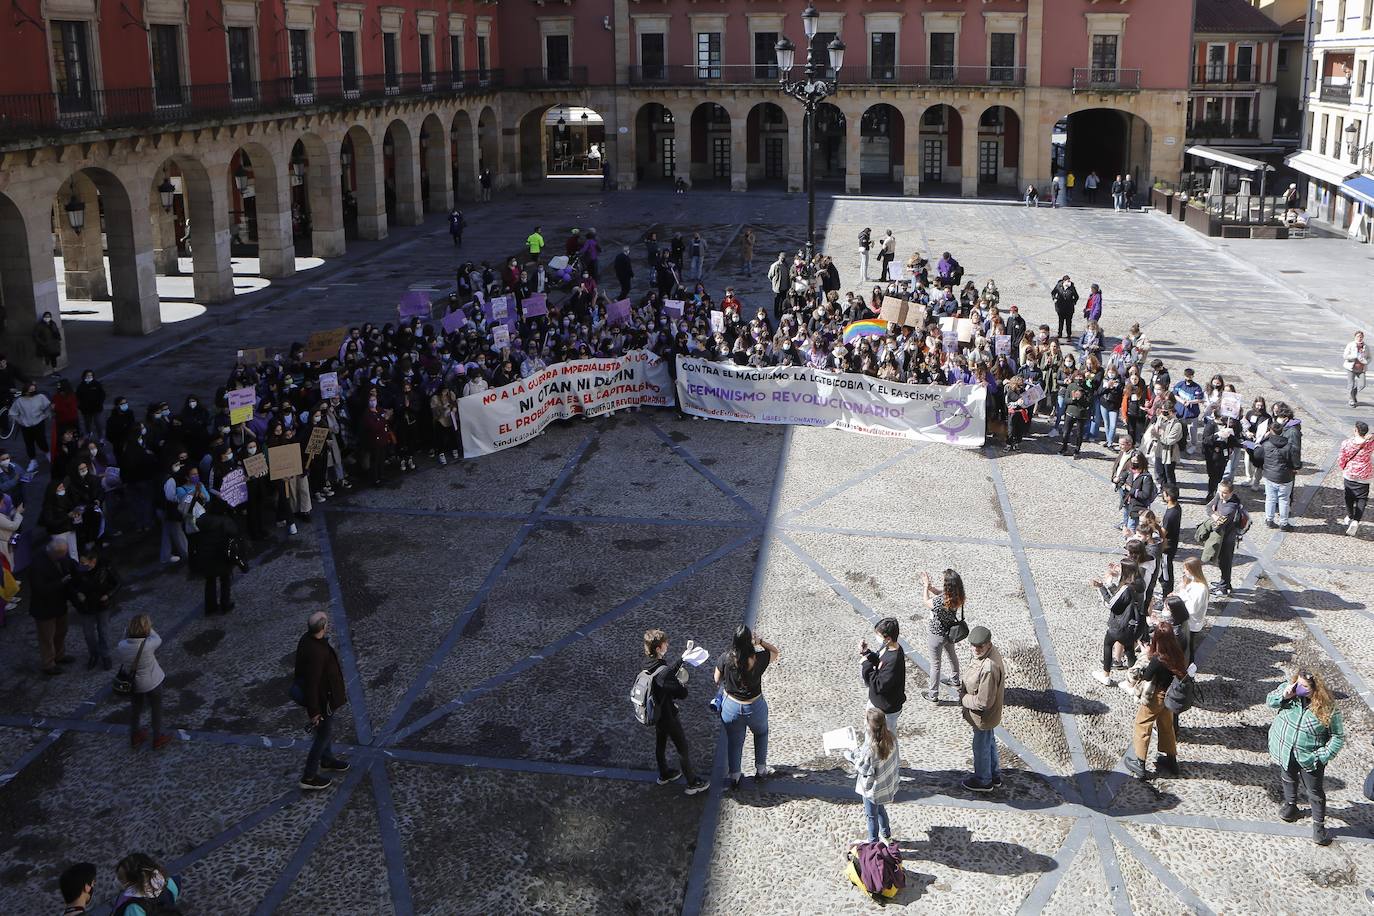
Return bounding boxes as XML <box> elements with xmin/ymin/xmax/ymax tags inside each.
<box><xmin>0</xmin><ymin>0</ymin><xmax>1191</xmax><ymax>371</ymax></box>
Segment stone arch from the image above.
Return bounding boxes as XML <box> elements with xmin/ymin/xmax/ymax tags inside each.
<box><xmin>419</xmin><ymin>112</ymin><xmax>451</xmax><ymax>214</ymax></box>
<box><xmin>477</xmin><ymin>105</ymin><xmax>499</xmax><ymax>178</ymax></box>
<box><xmin>859</xmin><ymin>103</ymin><xmax>903</xmax><ymax>191</ymax></box>
<box><xmin>55</xmin><ymin>166</ymin><xmax>160</xmax><ymax>334</ymax></box>
<box><xmin>634</xmin><ymin>102</ymin><xmax>678</xmax><ymax>186</ymax></box>
<box><xmin>746</xmin><ymin>102</ymin><xmax>788</xmax><ymax>188</ymax></box>
<box><xmin>976</xmin><ymin>105</ymin><xmax>1021</xmax><ymax>194</ymax></box>
<box><xmin>917</xmin><ymin>103</ymin><xmax>962</xmax><ymax>194</ymax></box>
<box><xmin>0</xmin><ymin>189</ymin><xmax>54</xmax><ymax>370</ymax></box>
<box><xmin>148</xmin><ymin>154</ymin><xmax>233</xmax><ymax>302</ymax></box>
<box><xmin>518</xmin><ymin>103</ymin><xmax>607</xmax><ymax>183</ymax></box>
<box><xmin>292</xmin><ymin>131</ymin><xmax>345</xmax><ymax>258</ymax></box>
<box><xmin>451</xmin><ymin>110</ymin><xmax>477</xmax><ymax>201</ymax></box>
<box><xmin>812</xmin><ymin>102</ymin><xmax>847</xmax><ymax>185</ymax></box>
<box><xmin>342</xmin><ymin>123</ymin><xmax>384</xmax><ymax>241</ymax></box>
<box><xmin>383</xmin><ymin>118</ymin><xmax>421</xmax><ymax>226</ymax></box>
<box><xmin>1052</xmin><ymin>106</ymin><xmax>1154</xmax><ymax>195</ymax></box>
<box><xmin>689</xmin><ymin>102</ymin><xmax>733</xmax><ymax>186</ymax></box>
<box><xmin>228</xmin><ymin>140</ymin><xmax>294</xmax><ymax>278</ymax></box>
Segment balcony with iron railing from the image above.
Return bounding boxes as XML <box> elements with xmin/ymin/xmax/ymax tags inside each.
<box><xmin>1186</xmin><ymin>118</ymin><xmax>1262</xmax><ymax>140</ymax></box>
<box><xmin>521</xmin><ymin>66</ymin><xmax>590</xmax><ymax>88</ymax></box>
<box><xmin>627</xmin><ymin>63</ymin><xmax>1026</xmax><ymax>89</ymax></box>
<box><xmin>1193</xmin><ymin>64</ymin><xmax>1262</xmax><ymax>85</ymax></box>
<box><xmin>1318</xmin><ymin>79</ymin><xmax>1353</xmax><ymax>103</ymax></box>
<box><xmin>0</xmin><ymin>69</ymin><xmax>504</xmax><ymax>141</ymax></box>
<box><xmin>1071</xmin><ymin>68</ymin><xmax>1143</xmax><ymax>92</ymax></box>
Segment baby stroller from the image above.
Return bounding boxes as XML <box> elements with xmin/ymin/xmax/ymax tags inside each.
<box><xmin>546</xmin><ymin>253</ymin><xmax>583</xmax><ymax>290</ymax></box>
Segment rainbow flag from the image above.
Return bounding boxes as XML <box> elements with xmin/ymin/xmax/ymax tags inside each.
<box><xmin>842</xmin><ymin>319</ymin><xmax>888</xmax><ymax>344</ymax></box>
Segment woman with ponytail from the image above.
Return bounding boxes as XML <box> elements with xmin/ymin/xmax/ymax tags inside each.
<box><xmin>713</xmin><ymin>624</ymin><xmax>780</xmax><ymax>790</ymax></box>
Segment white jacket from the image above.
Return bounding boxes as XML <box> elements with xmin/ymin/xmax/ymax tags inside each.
<box><xmin>1344</xmin><ymin>340</ymin><xmax>1369</xmax><ymax>372</ymax></box>
<box><xmin>116</xmin><ymin>633</ymin><xmax>166</xmax><ymax>693</ymax></box>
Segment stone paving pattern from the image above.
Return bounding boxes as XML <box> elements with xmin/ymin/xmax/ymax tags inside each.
<box><xmin>0</xmin><ymin>187</ymin><xmax>1371</xmax><ymax>915</ymax></box>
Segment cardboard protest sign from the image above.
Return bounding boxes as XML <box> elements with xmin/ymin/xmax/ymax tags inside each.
<box><xmin>398</xmin><ymin>290</ymin><xmax>432</xmax><ymax>319</ymax></box>
<box><xmin>244</xmin><ymin>453</ymin><xmax>269</xmax><ymax>479</ymax></box>
<box><xmin>268</xmin><ymin>443</ymin><xmax>303</xmax><ymax>481</ymax></box>
<box><xmin>486</xmin><ymin>295</ymin><xmax>509</xmax><ymax>321</ymax></box>
<box><xmin>237</xmin><ymin>347</ymin><xmax>268</xmax><ymax>366</ymax></box>
<box><xmin>492</xmin><ymin>324</ymin><xmax>511</xmax><ymax>349</ymax></box>
<box><xmin>940</xmin><ymin>317</ymin><xmax>975</xmax><ymax>343</ymax></box>
<box><xmin>1220</xmin><ymin>391</ymin><xmax>1243</xmax><ymax>419</ymax></box>
<box><xmin>219</xmin><ymin>468</ymin><xmax>248</xmax><ymax>507</ymax></box>
<box><xmin>995</xmin><ymin>335</ymin><xmax>1011</xmax><ymax>357</ymax></box>
<box><xmin>318</xmin><ymin>372</ymin><xmax>339</xmax><ymax>400</ymax></box>
<box><xmin>879</xmin><ymin>296</ymin><xmax>921</xmax><ymax>328</ymax></box>
<box><xmin>942</xmin><ymin>330</ymin><xmax>959</xmax><ymax>353</ymax></box>
<box><xmin>663</xmin><ymin>299</ymin><xmax>685</xmax><ymax>319</ymax></box>
<box><xmin>1025</xmin><ymin>383</ymin><xmax>1045</xmax><ymax>406</ymax></box>
<box><xmin>305</xmin><ymin>427</ymin><xmax>329</xmax><ymax>458</ymax></box>
<box><xmin>227</xmin><ymin>387</ymin><xmax>256</xmax><ymax>425</ymax></box>
<box><xmin>606</xmin><ymin>299</ymin><xmax>632</xmax><ymax>327</ymax></box>
<box><xmin>302</xmin><ymin>327</ymin><xmax>347</xmax><ymax>363</ymax></box>
<box><xmin>522</xmin><ymin>293</ymin><xmax>548</xmax><ymax>318</ymax></box>
<box><xmin>441</xmin><ymin>310</ymin><xmax>467</xmax><ymax>334</ymax></box>
<box><xmin>710</xmin><ymin>310</ymin><xmax>726</xmax><ymax>334</ymax></box>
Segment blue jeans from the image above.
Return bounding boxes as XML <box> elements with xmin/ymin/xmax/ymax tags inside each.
<box><xmin>304</xmin><ymin>712</ymin><xmax>340</xmax><ymax>779</ymax></box>
<box><xmin>1264</xmin><ymin>479</ymin><xmax>1293</xmax><ymax>524</ymax></box>
<box><xmin>863</xmin><ymin>797</ymin><xmax>891</xmax><ymax>842</ymax></box>
<box><xmin>721</xmin><ymin>694</ymin><xmax>769</xmax><ymax>779</ymax></box>
<box><xmin>1096</xmin><ymin>403</ymin><xmax>1118</xmax><ymax>444</ymax></box>
<box><xmin>1053</xmin><ymin>395</ymin><xmax>1067</xmax><ymax>429</ymax></box>
<box><xmin>79</xmin><ymin>610</ymin><xmax>111</xmax><ymax>664</ymax></box>
<box><xmin>972</xmin><ymin>727</ymin><xmax>1000</xmax><ymax>785</ymax></box>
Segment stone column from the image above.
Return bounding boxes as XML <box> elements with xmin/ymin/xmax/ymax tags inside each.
<box><xmin>393</xmin><ymin>137</ymin><xmax>424</xmax><ymax>226</ymax></box>
<box><xmin>904</xmin><ymin>104</ymin><xmax>922</xmax><ymax>196</ymax></box>
<box><xmin>615</xmin><ymin>91</ymin><xmax>636</xmax><ymax>190</ymax></box>
<box><xmin>148</xmin><ymin>188</ymin><xmax>180</xmax><ymax>277</ymax></box>
<box><xmin>787</xmin><ymin>110</ymin><xmax>804</xmax><ymax>193</ymax></box>
<box><xmin>57</xmin><ymin>174</ymin><xmax>109</xmax><ymax>299</ymax></box>
<box><xmin>254</xmin><ymin>155</ymin><xmax>297</xmax><ymax>280</ymax></box>
<box><xmin>355</xmin><ymin>139</ymin><xmax>388</xmax><ymax>241</ymax></box>
<box><xmin>424</xmin><ymin>133</ymin><xmax>453</xmax><ymax>214</ymax></box>
<box><xmin>454</xmin><ymin>127</ymin><xmax>480</xmax><ymax>201</ymax></box>
<box><xmin>845</xmin><ymin>109</ymin><xmax>862</xmax><ymax>194</ymax></box>
<box><xmin>187</xmin><ymin>166</ymin><xmax>236</xmax><ymax>303</ymax></box>
<box><xmin>1025</xmin><ymin>0</ymin><xmax>1043</xmax><ymax>89</ymax></box>
<box><xmin>307</xmin><ymin>145</ymin><xmax>346</xmax><ymax>259</ymax></box>
<box><xmin>960</xmin><ymin>109</ymin><xmax>979</xmax><ymax>197</ymax></box>
<box><xmin>3</xmin><ymin>187</ymin><xmax>65</xmax><ymax>374</ymax></box>
<box><xmin>105</xmin><ymin>182</ymin><xmax>162</xmax><ymax>336</ymax></box>
<box><xmin>673</xmin><ymin>117</ymin><xmax>692</xmax><ymax>189</ymax></box>
<box><xmin>1021</xmin><ymin>91</ymin><xmax>1047</xmax><ymax>189</ymax></box>
<box><xmin>730</xmin><ymin>116</ymin><xmax>748</xmax><ymax>191</ymax></box>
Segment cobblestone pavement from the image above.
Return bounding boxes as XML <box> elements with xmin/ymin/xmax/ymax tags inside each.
<box><xmin>1</xmin><ymin>188</ymin><xmax>1372</xmax><ymax>915</ymax></box>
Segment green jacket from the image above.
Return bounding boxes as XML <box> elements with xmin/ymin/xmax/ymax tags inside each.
<box><xmin>1267</xmin><ymin>685</ymin><xmax>1345</xmax><ymax>772</ymax></box>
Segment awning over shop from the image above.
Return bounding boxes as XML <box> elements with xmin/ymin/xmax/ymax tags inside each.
<box><xmin>1339</xmin><ymin>175</ymin><xmax>1374</xmax><ymax>208</ymax></box>
<box><xmin>1185</xmin><ymin>145</ymin><xmax>1273</xmax><ymax>172</ymax></box>
<box><xmin>1285</xmin><ymin>150</ymin><xmax>1358</xmax><ymax>186</ymax></box>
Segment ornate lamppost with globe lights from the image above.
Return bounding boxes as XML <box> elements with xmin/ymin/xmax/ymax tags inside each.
<box><xmin>774</xmin><ymin>3</ymin><xmax>845</xmax><ymax>268</ymax></box>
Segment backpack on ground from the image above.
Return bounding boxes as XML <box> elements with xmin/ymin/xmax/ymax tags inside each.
<box><xmin>630</xmin><ymin>663</ymin><xmax>663</xmax><ymax>726</ymax></box>
<box><xmin>845</xmin><ymin>841</ymin><xmax>905</xmax><ymax>900</ymax></box>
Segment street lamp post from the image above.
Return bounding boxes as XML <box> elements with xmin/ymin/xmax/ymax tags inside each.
<box><xmin>775</xmin><ymin>3</ymin><xmax>845</xmax><ymax>269</ymax></box>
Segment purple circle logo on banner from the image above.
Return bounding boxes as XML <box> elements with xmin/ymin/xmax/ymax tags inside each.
<box><xmin>933</xmin><ymin>398</ymin><xmax>972</xmax><ymax>442</ymax></box>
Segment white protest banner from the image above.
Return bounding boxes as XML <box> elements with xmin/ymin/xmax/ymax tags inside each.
<box><xmin>675</xmin><ymin>357</ymin><xmax>986</xmax><ymax>447</ymax></box>
<box><xmin>319</xmin><ymin>372</ymin><xmax>339</xmax><ymax>400</ymax></box>
<box><xmin>1220</xmin><ymin>391</ymin><xmax>1243</xmax><ymax>420</ymax></box>
<box><xmin>710</xmin><ymin>310</ymin><xmax>725</xmax><ymax>334</ymax></box>
<box><xmin>460</xmin><ymin>350</ymin><xmax>674</xmax><ymax>457</ymax></box>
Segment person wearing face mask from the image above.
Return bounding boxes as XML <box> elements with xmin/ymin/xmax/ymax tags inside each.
<box><xmin>40</xmin><ymin>477</ymin><xmax>81</xmax><ymax>559</ymax></box>
<box><xmin>359</xmin><ymin>396</ymin><xmax>392</xmax><ymax>487</ymax></box>
<box><xmin>179</xmin><ymin>395</ymin><xmax>211</xmax><ymax>459</ymax></box>
<box><xmin>266</xmin><ymin>421</ymin><xmax>310</xmax><ymax>535</ymax></box>
<box><xmin>0</xmin><ymin>450</ymin><xmax>22</xmax><ymax>505</ymax></box>
<box><xmin>158</xmin><ymin>458</ymin><xmax>190</xmax><ymax>564</ymax></box>
<box><xmin>1268</xmin><ymin>670</ymin><xmax>1345</xmax><ymax>845</ymax></box>
<box><xmin>52</xmin><ymin>378</ymin><xmax>80</xmax><ymax>441</ymax></box>
<box><xmin>191</xmin><ymin>498</ymin><xmax>240</xmax><ymax>615</ymax></box>
<box><xmin>68</xmin><ymin>458</ymin><xmax>104</xmax><ymax>549</ymax></box>
<box><xmin>106</xmin><ymin>398</ymin><xmax>136</xmax><ymax>461</ymax></box>
<box><xmin>76</xmin><ymin>370</ymin><xmax>106</xmax><ymax>441</ymax></box>
<box><xmin>12</xmin><ymin>382</ymin><xmax>52</xmax><ymax>471</ymax></box>
<box><xmin>32</xmin><ymin>311</ymin><xmax>63</xmax><ymax>373</ymax></box>
<box><xmin>242</xmin><ymin>441</ymin><xmax>273</xmax><ymax>540</ymax></box>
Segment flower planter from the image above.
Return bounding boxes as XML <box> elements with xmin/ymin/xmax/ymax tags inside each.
<box><xmin>1151</xmin><ymin>187</ymin><xmax>1174</xmax><ymax>215</ymax></box>
<box><xmin>1184</xmin><ymin>204</ymin><xmax>1221</xmax><ymax>237</ymax></box>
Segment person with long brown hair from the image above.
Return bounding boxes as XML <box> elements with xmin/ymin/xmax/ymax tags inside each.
<box><xmin>1268</xmin><ymin>669</ymin><xmax>1346</xmax><ymax>845</ymax></box>
<box><xmin>920</xmin><ymin>569</ymin><xmax>965</xmax><ymax>702</ymax></box>
<box><xmin>844</xmin><ymin>707</ymin><xmax>900</xmax><ymax>844</ymax></box>
<box><xmin>1123</xmin><ymin>621</ymin><xmax>1188</xmax><ymax>779</ymax></box>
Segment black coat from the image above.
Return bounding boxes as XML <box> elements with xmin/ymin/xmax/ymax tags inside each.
<box><xmin>294</xmin><ymin>632</ymin><xmax>347</xmax><ymax>719</ymax></box>
<box><xmin>191</xmin><ymin>511</ymin><xmax>239</xmax><ymax>578</ymax></box>
<box><xmin>862</xmin><ymin>645</ymin><xmax>906</xmax><ymax>713</ymax></box>
<box><xmin>646</xmin><ymin>656</ymin><xmax>689</xmax><ymax>722</ymax></box>
<box><xmin>28</xmin><ymin>552</ymin><xmax>78</xmax><ymax>620</ymax></box>
<box><xmin>1051</xmin><ymin>283</ymin><xmax>1080</xmax><ymax>318</ymax></box>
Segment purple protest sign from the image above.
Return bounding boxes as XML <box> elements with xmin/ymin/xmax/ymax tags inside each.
<box><xmin>522</xmin><ymin>293</ymin><xmax>548</xmax><ymax>318</ymax></box>
<box><xmin>663</xmin><ymin>299</ymin><xmax>684</xmax><ymax>319</ymax></box>
<box><xmin>441</xmin><ymin>310</ymin><xmax>466</xmax><ymax>334</ymax></box>
<box><xmin>606</xmin><ymin>298</ymin><xmax>632</xmax><ymax>327</ymax></box>
<box><xmin>398</xmin><ymin>290</ymin><xmax>432</xmax><ymax>319</ymax></box>
<box><xmin>219</xmin><ymin>468</ymin><xmax>248</xmax><ymax>508</ymax></box>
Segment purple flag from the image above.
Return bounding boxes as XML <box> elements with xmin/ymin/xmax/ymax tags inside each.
<box><xmin>523</xmin><ymin>292</ymin><xmax>548</xmax><ymax>318</ymax></box>
<box><xmin>606</xmin><ymin>298</ymin><xmax>632</xmax><ymax>327</ymax></box>
<box><xmin>398</xmin><ymin>290</ymin><xmax>432</xmax><ymax>319</ymax></box>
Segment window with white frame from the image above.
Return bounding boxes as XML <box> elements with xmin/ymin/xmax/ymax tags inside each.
<box><xmin>50</xmin><ymin>20</ymin><xmax>94</xmax><ymax>111</ymax></box>
<box><xmin>1085</xmin><ymin>13</ymin><xmax>1128</xmax><ymax>84</ymax></box>
<box><xmin>697</xmin><ymin>32</ymin><xmax>721</xmax><ymax>79</ymax></box>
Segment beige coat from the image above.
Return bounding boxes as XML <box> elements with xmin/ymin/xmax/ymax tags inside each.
<box><xmin>960</xmin><ymin>644</ymin><xmax>1005</xmax><ymax>730</ymax></box>
<box><xmin>0</xmin><ymin>507</ymin><xmax>20</xmax><ymax>570</ymax></box>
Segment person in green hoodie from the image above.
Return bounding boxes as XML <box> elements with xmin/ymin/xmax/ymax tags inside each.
<box><xmin>1268</xmin><ymin>669</ymin><xmax>1345</xmax><ymax>846</ymax></box>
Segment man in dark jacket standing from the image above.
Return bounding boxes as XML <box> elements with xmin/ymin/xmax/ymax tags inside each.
<box><xmin>1205</xmin><ymin>482</ymin><xmax>1246</xmax><ymax>596</ymax></box>
<box><xmin>295</xmin><ymin>611</ymin><xmax>350</xmax><ymax>789</ymax></box>
<box><xmin>860</xmin><ymin>617</ymin><xmax>906</xmax><ymax>732</ymax></box>
<box><xmin>192</xmin><ymin>499</ymin><xmax>239</xmax><ymax>615</ymax></box>
<box><xmin>613</xmin><ymin>246</ymin><xmax>634</xmax><ymax>301</ymax></box>
<box><xmin>642</xmin><ymin>629</ymin><xmax>708</xmax><ymax>796</ymax></box>
<box><xmin>1059</xmin><ymin>371</ymin><xmax>1090</xmax><ymax>457</ymax></box>
<box><xmin>1256</xmin><ymin>418</ymin><xmax>1300</xmax><ymax>530</ymax></box>
<box><xmin>1051</xmin><ymin>275</ymin><xmax>1079</xmax><ymax>340</ymax></box>
<box><xmin>29</xmin><ymin>537</ymin><xmax>79</xmax><ymax>675</ymax></box>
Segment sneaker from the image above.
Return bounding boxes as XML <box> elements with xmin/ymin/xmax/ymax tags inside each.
<box><xmin>152</xmin><ymin>735</ymin><xmax>172</xmax><ymax>751</ymax></box>
<box><xmin>961</xmin><ymin>777</ymin><xmax>994</xmax><ymax>793</ymax></box>
<box><xmin>299</xmin><ymin>774</ymin><xmax>333</xmax><ymax>791</ymax></box>
<box><xmin>1279</xmin><ymin>803</ymin><xmax>1299</xmax><ymax>823</ymax></box>
<box><xmin>1118</xmin><ymin>680</ymin><xmax>1137</xmax><ymax>696</ymax></box>
<box><xmin>1348</xmin><ymin>521</ymin><xmax>1361</xmax><ymax>537</ymax></box>
<box><xmin>288</xmin><ymin>523</ymin><xmax>298</xmax><ymax>536</ymax></box>
<box><xmin>727</xmin><ymin>775</ymin><xmax>742</xmax><ymax>791</ymax></box>
<box><xmin>1265</xmin><ymin>517</ymin><xmax>1278</xmax><ymax>529</ymax></box>
<box><xmin>165</xmin><ymin>556</ymin><xmax>182</xmax><ymax>565</ymax></box>
<box><xmin>320</xmin><ymin>758</ymin><xmax>351</xmax><ymax>772</ymax></box>
<box><xmin>1280</xmin><ymin>521</ymin><xmax>1294</xmax><ymax>531</ymax></box>
<box><xmin>939</xmin><ymin>676</ymin><xmax>960</xmax><ymax>687</ymax></box>
<box><xmin>921</xmin><ymin>688</ymin><xmax>940</xmax><ymax>702</ymax></box>
<box><xmin>1336</xmin><ymin>516</ymin><xmax>1352</xmax><ymax>527</ymax></box>
<box><xmin>56</xmin><ymin>655</ymin><xmax>74</xmax><ymax>664</ymax></box>
<box><xmin>41</xmin><ymin>666</ymin><xmax>61</xmax><ymax>677</ymax></box>
<box><xmin>1092</xmin><ymin>670</ymin><xmax>1113</xmax><ymax>686</ymax></box>
<box><xmin>657</xmin><ymin>770</ymin><xmax>682</xmax><ymax>785</ymax></box>
<box><xmin>451</xmin><ymin>450</ymin><xmax>461</xmax><ymax>461</ymax></box>
<box><xmin>684</xmin><ymin>779</ymin><xmax>709</xmax><ymax>796</ymax></box>
<box><xmin>990</xmin><ymin>776</ymin><xmax>1004</xmax><ymax>789</ymax></box>
<box><xmin>1122</xmin><ymin>752</ymin><xmax>1147</xmax><ymax>779</ymax></box>
<box><xmin>755</xmin><ymin>766</ymin><xmax>776</xmax><ymax>779</ymax></box>
<box><xmin>438</xmin><ymin>453</ymin><xmax>448</xmax><ymax>466</ymax></box>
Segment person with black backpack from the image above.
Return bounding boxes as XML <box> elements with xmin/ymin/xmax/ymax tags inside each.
<box><xmin>1091</xmin><ymin>559</ymin><xmax>1144</xmax><ymax>687</ymax></box>
<box><xmin>111</xmin><ymin>853</ymin><xmax>181</xmax><ymax>915</ymax></box>
<box><xmin>636</xmin><ymin>629</ymin><xmax>708</xmax><ymax>796</ymax></box>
